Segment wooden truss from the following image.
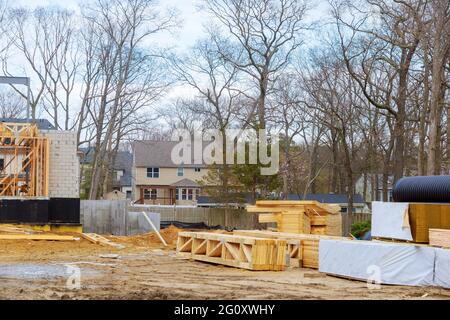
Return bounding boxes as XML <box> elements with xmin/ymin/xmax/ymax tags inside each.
<box><xmin>0</xmin><ymin>122</ymin><xmax>49</xmax><ymax>197</ymax></box>
<box><xmin>177</xmin><ymin>232</ymin><xmax>287</xmax><ymax>271</ymax></box>
<box><xmin>233</xmin><ymin>230</ymin><xmax>351</xmax><ymax>269</ymax></box>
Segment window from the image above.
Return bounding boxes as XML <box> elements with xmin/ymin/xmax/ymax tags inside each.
<box><xmin>0</xmin><ymin>158</ymin><xmax>4</xmax><ymax>171</ymax></box>
<box><xmin>147</xmin><ymin>167</ymin><xmax>160</xmax><ymax>178</ymax></box>
<box><xmin>115</xmin><ymin>170</ymin><xmax>124</xmax><ymax>182</ymax></box>
<box><xmin>177</xmin><ymin>167</ymin><xmax>184</xmax><ymax>177</ymax></box>
<box><xmin>194</xmin><ymin>167</ymin><xmax>201</xmax><ymax>173</ymax></box>
<box><xmin>144</xmin><ymin>188</ymin><xmax>157</xmax><ymax>200</ymax></box>
<box><xmin>179</xmin><ymin>188</ymin><xmax>194</xmax><ymax>200</ymax></box>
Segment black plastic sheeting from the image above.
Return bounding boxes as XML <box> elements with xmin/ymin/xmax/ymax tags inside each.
<box><xmin>161</xmin><ymin>221</ymin><xmax>227</xmax><ymax>230</ymax></box>
<box><xmin>393</xmin><ymin>175</ymin><xmax>450</xmax><ymax>203</ymax></box>
<box><xmin>0</xmin><ymin>198</ymin><xmax>80</xmax><ymax>224</ymax></box>
<box><xmin>48</xmin><ymin>198</ymin><xmax>80</xmax><ymax>223</ymax></box>
<box><xmin>0</xmin><ymin>199</ymin><xmax>49</xmax><ymax>223</ymax></box>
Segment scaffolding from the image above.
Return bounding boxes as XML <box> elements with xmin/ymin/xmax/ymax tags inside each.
<box><xmin>0</xmin><ymin>122</ymin><xmax>49</xmax><ymax>197</ymax></box>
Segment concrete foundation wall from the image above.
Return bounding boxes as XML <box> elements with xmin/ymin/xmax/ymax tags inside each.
<box><xmin>80</xmin><ymin>200</ymin><xmax>160</xmax><ymax>236</ymax></box>
<box><xmin>41</xmin><ymin>130</ymin><xmax>80</xmax><ymax>198</ymax></box>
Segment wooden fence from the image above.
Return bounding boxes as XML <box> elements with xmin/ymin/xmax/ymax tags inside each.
<box><xmin>81</xmin><ymin>201</ymin><xmax>371</xmax><ymax>237</ymax></box>
<box><xmin>341</xmin><ymin>212</ymin><xmax>372</xmax><ymax>236</ymax></box>
<box><xmin>131</xmin><ymin>205</ymin><xmax>262</xmax><ymax>230</ymax></box>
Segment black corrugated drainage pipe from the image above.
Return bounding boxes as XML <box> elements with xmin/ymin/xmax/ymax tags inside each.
<box><xmin>393</xmin><ymin>175</ymin><xmax>450</xmax><ymax>203</ymax></box>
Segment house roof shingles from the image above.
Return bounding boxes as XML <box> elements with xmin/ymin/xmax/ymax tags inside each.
<box><xmin>133</xmin><ymin>140</ymin><xmax>207</xmax><ymax>168</ymax></box>
<box><xmin>170</xmin><ymin>178</ymin><xmax>200</xmax><ymax>188</ymax></box>
<box><xmin>80</xmin><ymin>147</ymin><xmax>132</xmax><ymax>187</ymax></box>
<box><xmin>0</xmin><ymin>118</ymin><xmax>56</xmax><ymax>130</ymax></box>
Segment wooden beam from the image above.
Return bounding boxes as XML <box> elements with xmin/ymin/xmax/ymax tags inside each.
<box><xmin>0</xmin><ymin>234</ymin><xmax>77</xmax><ymax>241</ymax></box>
<box><xmin>429</xmin><ymin>229</ymin><xmax>450</xmax><ymax>248</ymax></box>
<box><xmin>81</xmin><ymin>233</ymin><xmax>125</xmax><ymax>249</ymax></box>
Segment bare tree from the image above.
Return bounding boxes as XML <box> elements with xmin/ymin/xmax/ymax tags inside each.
<box><xmin>425</xmin><ymin>0</ymin><xmax>450</xmax><ymax>174</ymax></box>
<box><xmin>270</xmin><ymin>73</ymin><xmax>308</xmax><ymax>197</ymax></box>
<box><xmin>1</xmin><ymin>7</ymin><xmax>76</xmax><ymax>120</ymax></box>
<box><xmin>82</xmin><ymin>0</ymin><xmax>178</xmax><ymax>199</ymax></box>
<box><xmin>0</xmin><ymin>89</ymin><xmax>25</xmax><ymax>118</ymax></box>
<box><xmin>332</xmin><ymin>0</ymin><xmax>427</xmax><ymax>183</ymax></box>
<box><xmin>202</xmin><ymin>0</ymin><xmax>308</xmax><ymax>129</ymax></box>
<box><xmin>40</xmin><ymin>9</ymin><xmax>80</xmax><ymax>130</ymax></box>
<box><xmin>171</xmin><ymin>35</ymin><xmax>242</xmax><ymax>200</ymax></box>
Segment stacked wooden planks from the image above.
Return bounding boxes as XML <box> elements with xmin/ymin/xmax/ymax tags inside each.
<box><xmin>0</xmin><ymin>234</ymin><xmax>77</xmax><ymax>241</ymax></box>
<box><xmin>233</xmin><ymin>230</ymin><xmax>350</xmax><ymax>269</ymax></box>
<box><xmin>177</xmin><ymin>232</ymin><xmax>287</xmax><ymax>271</ymax></box>
<box><xmin>247</xmin><ymin>201</ymin><xmax>342</xmax><ymax>236</ymax></box>
<box><xmin>429</xmin><ymin>229</ymin><xmax>450</xmax><ymax>248</ymax></box>
<box><xmin>408</xmin><ymin>204</ymin><xmax>450</xmax><ymax>243</ymax></box>
<box><xmin>0</xmin><ymin>224</ymin><xmax>77</xmax><ymax>241</ymax></box>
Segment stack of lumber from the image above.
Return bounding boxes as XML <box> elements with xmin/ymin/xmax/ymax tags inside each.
<box><xmin>177</xmin><ymin>231</ymin><xmax>287</xmax><ymax>271</ymax></box>
<box><xmin>0</xmin><ymin>233</ymin><xmax>77</xmax><ymax>241</ymax></box>
<box><xmin>233</xmin><ymin>230</ymin><xmax>349</xmax><ymax>269</ymax></box>
<box><xmin>408</xmin><ymin>204</ymin><xmax>450</xmax><ymax>243</ymax></box>
<box><xmin>0</xmin><ymin>224</ymin><xmax>77</xmax><ymax>241</ymax></box>
<box><xmin>429</xmin><ymin>229</ymin><xmax>450</xmax><ymax>248</ymax></box>
<box><xmin>247</xmin><ymin>201</ymin><xmax>342</xmax><ymax>236</ymax></box>
<box><xmin>0</xmin><ymin>225</ymin><xmax>37</xmax><ymax>234</ymax></box>
<box><xmin>81</xmin><ymin>233</ymin><xmax>125</xmax><ymax>249</ymax></box>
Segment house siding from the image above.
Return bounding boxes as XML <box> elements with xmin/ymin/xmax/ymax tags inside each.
<box><xmin>135</xmin><ymin>167</ymin><xmax>208</xmax><ymax>186</ymax></box>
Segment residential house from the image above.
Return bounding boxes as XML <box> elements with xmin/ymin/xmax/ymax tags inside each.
<box><xmin>133</xmin><ymin>140</ymin><xmax>210</xmax><ymax>205</ymax></box>
<box><xmin>80</xmin><ymin>148</ymin><xmax>133</xmax><ymax>199</ymax></box>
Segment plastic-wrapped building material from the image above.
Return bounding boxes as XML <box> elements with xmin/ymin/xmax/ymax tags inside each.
<box><xmin>319</xmin><ymin>239</ymin><xmax>435</xmax><ymax>286</ymax></box>
<box><xmin>434</xmin><ymin>248</ymin><xmax>450</xmax><ymax>289</ymax></box>
<box><xmin>371</xmin><ymin>201</ymin><xmax>413</xmax><ymax>241</ymax></box>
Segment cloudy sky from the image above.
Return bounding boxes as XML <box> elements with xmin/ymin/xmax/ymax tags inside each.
<box><xmin>4</xmin><ymin>0</ymin><xmax>329</xmax><ymax>118</ymax></box>
<box><xmin>12</xmin><ymin>0</ymin><xmax>327</xmax><ymax>52</ymax></box>
<box><xmin>13</xmin><ymin>0</ymin><xmax>210</xmax><ymax>52</ymax></box>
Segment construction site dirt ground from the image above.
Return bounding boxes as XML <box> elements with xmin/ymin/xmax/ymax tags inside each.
<box><xmin>0</xmin><ymin>226</ymin><xmax>449</xmax><ymax>300</ymax></box>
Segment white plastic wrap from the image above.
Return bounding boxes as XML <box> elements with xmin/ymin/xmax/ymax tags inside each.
<box><xmin>434</xmin><ymin>248</ymin><xmax>450</xmax><ymax>289</ymax></box>
<box><xmin>319</xmin><ymin>239</ymin><xmax>435</xmax><ymax>286</ymax></box>
<box><xmin>372</xmin><ymin>201</ymin><xmax>413</xmax><ymax>241</ymax></box>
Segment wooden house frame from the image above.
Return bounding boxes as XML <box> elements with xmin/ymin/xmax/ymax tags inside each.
<box><xmin>0</xmin><ymin>122</ymin><xmax>49</xmax><ymax>197</ymax></box>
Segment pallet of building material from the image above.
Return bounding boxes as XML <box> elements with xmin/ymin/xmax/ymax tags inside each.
<box><xmin>81</xmin><ymin>233</ymin><xmax>125</xmax><ymax>249</ymax></box>
<box><xmin>247</xmin><ymin>201</ymin><xmax>342</xmax><ymax>236</ymax></box>
<box><xmin>429</xmin><ymin>229</ymin><xmax>450</xmax><ymax>248</ymax></box>
<box><xmin>233</xmin><ymin>230</ymin><xmax>349</xmax><ymax>269</ymax></box>
<box><xmin>319</xmin><ymin>239</ymin><xmax>436</xmax><ymax>287</ymax></box>
<box><xmin>177</xmin><ymin>232</ymin><xmax>287</xmax><ymax>271</ymax></box>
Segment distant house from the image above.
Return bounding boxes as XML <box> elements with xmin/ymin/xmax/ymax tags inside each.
<box><xmin>133</xmin><ymin>141</ymin><xmax>210</xmax><ymax>205</ymax></box>
<box><xmin>287</xmin><ymin>194</ymin><xmax>369</xmax><ymax>213</ymax></box>
<box><xmin>355</xmin><ymin>174</ymin><xmax>394</xmax><ymax>202</ymax></box>
<box><xmin>80</xmin><ymin>148</ymin><xmax>133</xmax><ymax>199</ymax></box>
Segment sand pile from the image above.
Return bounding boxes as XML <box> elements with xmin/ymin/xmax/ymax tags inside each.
<box><xmin>112</xmin><ymin>225</ymin><xmax>182</xmax><ymax>248</ymax></box>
